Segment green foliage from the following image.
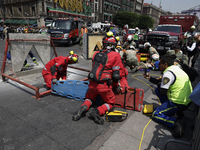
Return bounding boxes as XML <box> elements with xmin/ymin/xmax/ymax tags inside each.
<box><xmin>138</xmin><ymin>15</ymin><xmax>154</xmax><ymax>29</ymax></box>
<box><xmin>113</xmin><ymin>11</ymin><xmax>139</xmax><ymax>28</ymax></box>
<box><xmin>112</xmin><ymin>12</ymin><xmax>154</xmax><ymax>29</ymax></box>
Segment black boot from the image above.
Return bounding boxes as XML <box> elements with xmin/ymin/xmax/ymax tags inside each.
<box><xmin>90</xmin><ymin>108</ymin><xmax>104</xmax><ymax>125</ymax></box>
<box><xmin>173</xmin><ymin>119</ymin><xmax>184</xmax><ymax>138</ymax></box>
<box><xmin>72</xmin><ymin>105</ymin><xmax>88</xmax><ymax>121</ymax></box>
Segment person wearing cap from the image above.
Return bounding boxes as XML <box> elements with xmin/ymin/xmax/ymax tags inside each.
<box><xmin>133</xmin><ymin>27</ymin><xmax>140</xmax><ymax>48</ymax></box>
<box><xmin>184</xmin><ymin>26</ymin><xmax>196</xmax><ymax>40</ymax></box>
<box><xmin>42</xmin><ymin>51</ymin><xmax>79</xmax><ymax>89</ymax></box>
<box><xmin>122</xmin><ymin>46</ymin><xmax>140</xmax><ymax>73</ymax></box>
<box><xmin>122</xmin><ymin>35</ymin><xmax>136</xmax><ymax>50</ymax></box>
<box><xmin>186</xmin><ymin>36</ymin><xmax>199</xmax><ymax>68</ymax></box>
<box><xmin>109</xmin><ymin>25</ymin><xmax>116</xmax><ymax>37</ymax></box>
<box><xmin>172</xmin><ymin>44</ymin><xmax>189</xmax><ymax>66</ymax></box>
<box><xmin>144</xmin><ymin>42</ymin><xmax>160</xmax><ymax>70</ymax></box>
<box><xmin>39</xmin><ymin>25</ymin><xmax>47</xmax><ymax>34</ymax></box>
<box><xmin>79</xmin><ymin>25</ymin><xmax>88</xmax><ymax>48</ymax></box>
<box><xmin>182</xmin><ymin>26</ymin><xmax>197</xmax><ymax>54</ymax></box>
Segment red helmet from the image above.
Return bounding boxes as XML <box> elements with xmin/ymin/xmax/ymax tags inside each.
<box><xmin>103</xmin><ymin>37</ymin><xmax>116</xmax><ymax>50</ymax></box>
<box><xmin>103</xmin><ymin>37</ymin><xmax>116</xmax><ymax>45</ymax></box>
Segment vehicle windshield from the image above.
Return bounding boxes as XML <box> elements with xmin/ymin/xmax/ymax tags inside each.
<box><xmin>51</xmin><ymin>21</ymin><xmax>71</xmax><ymax>30</ymax></box>
<box><xmin>154</xmin><ymin>25</ymin><xmax>181</xmax><ymax>33</ymax></box>
<box><xmin>128</xmin><ymin>29</ymin><xmax>135</xmax><ymax>34</ymax></box>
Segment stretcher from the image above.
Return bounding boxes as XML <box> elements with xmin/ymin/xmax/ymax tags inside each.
<box><xmin>114</xmin><ymin>87</ymin><xmax>144</xmax><ymax>112</ymax></box>
<box><xmin>52</xmin><ymin>80</ymin><xmax>144</xmax><ymax>112</ymax></box>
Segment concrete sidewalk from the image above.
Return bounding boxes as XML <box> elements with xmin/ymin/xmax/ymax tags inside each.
<box><xmin>0</xmin><ymin>63</ymin><xmax>197</xmax><ymax>150</ymax></box>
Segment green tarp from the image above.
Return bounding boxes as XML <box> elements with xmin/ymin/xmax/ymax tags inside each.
<box><xmin>3</xmin><ymin>19</ymin><xmax>37</xmax><ymax>25</ymax></box>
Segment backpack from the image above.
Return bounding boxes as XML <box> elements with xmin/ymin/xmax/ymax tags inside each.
<box><xmin>88</xmin><ymin>51</ymin><xmax>108</xmax><ymax>81</ymax></box>
<box><xmin>179</xmin><ymin>54</ymin><xmax>199</xmax><ymax>82</ymax></box>
<box><xmin>180</xmin><ymin>63</ymin><xmax>199</xmax><ymax>82</ymax></box>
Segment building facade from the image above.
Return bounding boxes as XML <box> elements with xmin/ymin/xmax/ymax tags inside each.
<box><xmin>0</xmin><ymin>0</ymin><xmax>144</xmax><ymax>27</ymax></box>
<box><xmin>142</xmin><ymin>3</ymin><xmax>170</xmax><ymax>28</ymax></box>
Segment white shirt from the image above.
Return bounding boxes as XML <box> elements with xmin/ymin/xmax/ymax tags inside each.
<box><xmin>160</xmin><ymin>70</ymin><xmax>175</xmax><ymax>90</ymax></box>
<box><xmin>187</xmin><ymin>42</ymin><xmax>196</xmax><ymax>51</ymax></box>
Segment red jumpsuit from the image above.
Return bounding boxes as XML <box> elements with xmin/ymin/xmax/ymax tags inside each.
<box><xmin>81</xmin><ymin>50</ymin><xmax>123</xmax><ymax>116</ymax></box>
<box><xmin>42</xmin><ymin>56</ymin><xmax>71</xmax><ymax>88</ymax></box>
<box><xmin>120</xmin><ymin>66</ymin><xmax>129</xmax><ymax>89</ymax></box>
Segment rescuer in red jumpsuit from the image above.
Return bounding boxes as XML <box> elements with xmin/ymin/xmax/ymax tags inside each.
<box><xmin>72</xmin><ymin>37</ymin><xmax>124</xmax><ymax>125</ymax></box>
<box><xmin>42</xmin><ymin>51</ymin><xmax>79</xmax><ymax>89</ymax></box>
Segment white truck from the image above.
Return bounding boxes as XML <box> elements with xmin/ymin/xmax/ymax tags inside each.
<box><xmin>92</xmin><ymin>22</ymin><xmax>110</xmax><ymax>30</ymax></box>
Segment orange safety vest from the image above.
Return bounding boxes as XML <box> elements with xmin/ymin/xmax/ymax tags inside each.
<box><xmin>81</xmin><ymin>28</ymin><xmax>88</xmax><ymax>36</ymax></box>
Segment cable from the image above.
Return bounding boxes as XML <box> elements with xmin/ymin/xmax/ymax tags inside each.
<box><xmin>138</xmin><ymin>118</ymin><xmax>152</xmax><ymax>150</ymax></box>
<box><xmin>132</xmin><ymin>73</ymin><xmax>161</xmax><ymax>105</ymax></box>
<box><xmin>131</xmin><ymin>73</ymin><xmax>161</xmax><ymax>150</ymax></box>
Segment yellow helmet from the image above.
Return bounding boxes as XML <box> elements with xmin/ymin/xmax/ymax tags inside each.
<box><xmin>107</xmin><ymin>31</ymin><xmax>113</xmax><ymax>37</ymax></box>
<box><xmin>116</xmin><ymin>36</ymin><xmax>120</xmax><ymax>41</ymax></box>
<box><xmin>69</xmin><ymin>50</ymin><xmax>74</xmax><ymax>55</ymax></box>
<box><xmin>72</xmin><ymin>57</ymin><xmax>78</xmax><ymax>63</ymax></box>
<box><xmin>191</xmin><ymin>25</ymin><xmax>196</xmax><ymax>30</ymax></box>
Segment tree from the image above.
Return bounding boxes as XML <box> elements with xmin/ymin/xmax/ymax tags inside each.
<box><xmin>138</xmin><ymin>15</ymin><xmax>154</xmax><ymax>29</ymax></box>
<box><xmin>112</xmin><ymin>11</ymin><xmax>139</xmax><ymax>28</ymax></box>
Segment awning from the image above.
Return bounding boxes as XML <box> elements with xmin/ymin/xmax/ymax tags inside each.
<box><xmin>29</xmin><ymin>20</ymin><xmax>37</xmax><ymax>25</ymax></box>
<box><xmin>45</xmin><ymin>22</ymin><xmax>51</xmax><ymax>25</ymax></box>
<box><xmin>3</xmin><ymin>19</ymin><xmax>36</xmax><ymax>25</ymax></box>
<box><xmin>16</xmin><ymin>20</ymin><xmax>24</xmax><ymax>24</ymax></box>
<box><xmin>104</xmin><ymin>13</ymin><xmax>109</xmax><ymax>16</ymax></box>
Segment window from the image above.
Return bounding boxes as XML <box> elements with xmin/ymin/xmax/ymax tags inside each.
<box><xmin>42</xmin><ymin>2</ymin><xmax>45</xmax><ymax>12</ymax></box>
<box><xmin>32</xmin><ymin>7</ymin><xmax>35</xmax><ymax>16</ymax></box>
<box><xmin>51</xmin><ymin>21</ymin><xmax>71</xmax><ymax>30</ymax></box>
<box><xmin>18</xmin><ymin>7</ymin><xmax>21</xmax><ymax>13</ymax></box>
<box><xmin>9</xmin><ymin>8</ymin><xmax>13</xmax><ymax>16</ymax></box>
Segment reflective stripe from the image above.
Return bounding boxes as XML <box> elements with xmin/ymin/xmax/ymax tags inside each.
<box><xmin>152</xmin><ymin>106</ymin><xmax>178</xmax><ymax>124</ymax></box>
<box><xmin>104</xmin><ymin>103</ymin><xmax>110</xmax><ymax>110</ymax></box>
<box><xmin>44</xmin><ymin>67</ymin><xmax>47</xmax><ymax>71</ymax></box>
<box><xmin>112</xmin><ymin>66</ymin><xmax>120</xmax><ymax>70</ymax></box>
<box><xmin>85</xmin><ymin>99</ymin><xmax>92</xmax><ymax>105</ymax></box>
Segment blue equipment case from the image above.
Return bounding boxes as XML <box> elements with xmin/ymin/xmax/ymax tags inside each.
<box><xmin>51</xmin><ymin>80</ymin><xmax>89</xmax><ymax>101</ymax></box>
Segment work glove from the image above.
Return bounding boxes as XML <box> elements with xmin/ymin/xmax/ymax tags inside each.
<box><xmin>52</xmin><ymin>78</ymin><xmax>58</xmax><ymax>85</ymax></box>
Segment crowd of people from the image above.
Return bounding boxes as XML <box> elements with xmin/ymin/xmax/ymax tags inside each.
<box><xmin>73</xmin><ymin>24</ymin><xmax>200</xmax><ymax>138</ymax></box>
<box><xmin>0</xmin><ymin>24</ymin><xmax>48</xmax><ymax>40</ymax></box>
<box><xmin>2</xmin><ymin>22</ymin><xmax>199</xmax><ymax>138</ymax></box>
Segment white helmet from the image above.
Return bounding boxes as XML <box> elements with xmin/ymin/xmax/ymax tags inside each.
<box><xmin>127</xmin><ymin>35</ymin><xmax>133</xmax><ymax>41</ymax></box>
<box><xmin>144</xmin><ymin>42</ymin><xmax>151</xmax><ymax>48</ymax></box>
<box><xmin>149</xmin><ymin>29</ymin><xmax>152</xmax><ymax>32</ymax></box>
<box><xmin>152</xmin><ymin>54</ymin><xmax>159</xmax><ymax>61</ymax></box>
<box><xmin>135</xmin><ymin>27</ymin><xmax>139</xmax><ymax>30</ymax></box>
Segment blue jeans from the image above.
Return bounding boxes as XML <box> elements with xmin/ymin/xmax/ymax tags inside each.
<box><xmin>152</xmin><ymin>88</ymin><xmax>187</xmax><ymax>128</ymax></box>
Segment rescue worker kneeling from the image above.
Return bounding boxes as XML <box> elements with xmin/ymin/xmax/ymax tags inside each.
<box><xmin>42</xmin><ymin>51</ymin><xmax>78</xmax><ymax>89</ymax></box>
<box><xmin>143</xmin><ymin>54</ymin><xmax>192</xmax><ymax>137</ymax></box>
<box><xmin>122</xmin><ymin>45</ymin><xmax>146</xmax><ymax>72</ymax></box>
<box><xmin>144</xmin><ymin>42</ymin><xmax>160</xmax><ymax>70</ymax></box>
<box><xmin>72</xmin><ymin>37</ymin><xmax>123</xmax><ymax>125</ymax></box>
